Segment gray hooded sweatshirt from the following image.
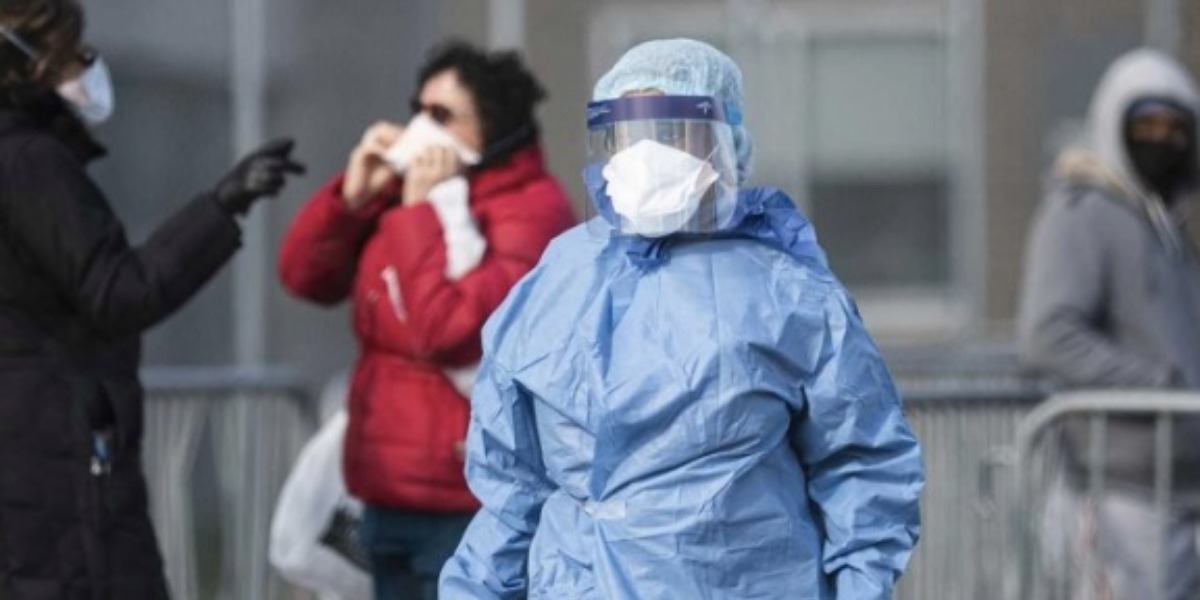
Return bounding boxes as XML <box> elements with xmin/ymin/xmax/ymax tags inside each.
<box><xmin>1017</xmin><ymin>49</ymin><xmax>1200</xmax><ymax>495</ymax></box>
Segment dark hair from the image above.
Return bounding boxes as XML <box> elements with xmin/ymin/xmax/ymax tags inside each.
<box><xmin>0</xmin><ymin>0</ymin><xmax>83</xmax><ymax>90</ymax></box>
<box><xmin>414</xmin><ymin>40</ymin><xmax>547</xmax><ymax>158</ymax></box>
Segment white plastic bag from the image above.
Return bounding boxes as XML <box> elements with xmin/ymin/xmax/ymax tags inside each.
<box><xmin>269</xmin><ymin>410</ymin><xmax>372</xmax><ymax>600</ymax></box>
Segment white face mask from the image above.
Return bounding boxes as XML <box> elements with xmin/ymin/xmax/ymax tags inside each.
<box><xmin>56</xmin><ymin>57</ymin><xmax>115</xmax><ymax>126</ymax></box>
<box><xmin>384</xmin><ymin>112</ymin><xmax>480</xmax><ymax>172</ymax></box>
<box><xmin>601</xmin><ymin>139</ymin><xmax>720</xmax><ymax>238</ymax></box>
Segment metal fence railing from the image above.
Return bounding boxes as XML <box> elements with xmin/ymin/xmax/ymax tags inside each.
<box><xmin>141</xmin><ymin>367</ymin><xmax>318</xmax><ymax>600</ymax></box>
<box><xmin>139</xmin><ymin>356</ymin><xmax>1200</xmax><ymax>600</ymax></box>
<box><xmin>1008</xmin><ymin>391</ymin><xmax>1200</xmax><ymax>600</ymax></box>
<box><xmin>891</xmin><ymin>359</ymin><xmax>1049</xmax><ymax>600</ymax></box>
<box><xmin>139</xmin><ymin>354</ymin><xmax>1055</xmax><ymax>600</ymax></box>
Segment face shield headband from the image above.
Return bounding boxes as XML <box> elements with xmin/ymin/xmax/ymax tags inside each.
<box><xmin>586</xmin><ymin>94</ymin><xmax>742</xmax><ymax>129</ymax></box>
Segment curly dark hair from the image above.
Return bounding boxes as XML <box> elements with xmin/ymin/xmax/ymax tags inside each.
<box><xmin>414</xmin><ymin>40</ymin><xmax>547</xmax><ymax>157</ymax></box>
<box><xmin>0</xmin><ymin>0</ymin><xmax>83</xmax><ymax>90</ymax></box>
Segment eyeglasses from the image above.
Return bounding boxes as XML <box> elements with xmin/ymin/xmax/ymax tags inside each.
<box><xmin>76</xmin><ymin>45</ymin><xmax>97</xmax><ymax>67</ymax></box>
<box><xmin>410</xmin><ymin>100</ymin><xmax>456</xmax><ymax>125</ymax></box>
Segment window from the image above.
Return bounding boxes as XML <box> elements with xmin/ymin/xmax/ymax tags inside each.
<box><xmin>589</xmin><ymin>0</ymin><xmax>985</xmax><ymax>339</ymax></box>
<box><xmin>807</xmin><ymin>35</ymin><xmax>949</xmax><ymax>290</ymax></box>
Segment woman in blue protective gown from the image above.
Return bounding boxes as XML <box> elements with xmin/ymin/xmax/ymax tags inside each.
<box><xmin>439</xmin><ymin>38</ymin><xmax>924</xmax><ymax>600</ymax></box>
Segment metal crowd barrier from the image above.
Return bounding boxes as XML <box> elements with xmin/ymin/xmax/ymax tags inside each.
<box><xmin>887</xmin><ymin>337</ymin><xmax>1200</xmax><ymax>600</ymax></box>
<box><xmin>1008</xmin><ymin>391</ymin><xmax>1200</xmax><ymax>600</ymax></box>
<box><xmin>891</xmin><ymin>362</ymin><xmax>1049</xmax><ymax>600</ymax></box>
<box><xmin>139</xmin><ymin>354</ymin><xmax>1200</xmax><ymax>600</ymax></box>
<box><xmin>138</xmin><ymin>352</ymin><xmax>1053</xmax><ymax>600</ymax></box>
<box><xmin>142</xmin><ymin>367</ymin><xmax>318</xmax><ymax>600</ymax></box>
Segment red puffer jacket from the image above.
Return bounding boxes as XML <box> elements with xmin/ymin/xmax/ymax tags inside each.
<box><xmin>279</xmin><ymin>144</ymin><xmax>575</xmax><ymax>511</ymax></box>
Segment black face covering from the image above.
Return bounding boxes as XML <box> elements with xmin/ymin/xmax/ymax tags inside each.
<box><xmin>1124</xmin><ymin>98</ymin><xmax>1197</xmax><ymax>201</ymax></box>
<box><xmin>1127</xmin><ymin>139</ymin><xmax>1192</xmax><ymax>199</ymax></box>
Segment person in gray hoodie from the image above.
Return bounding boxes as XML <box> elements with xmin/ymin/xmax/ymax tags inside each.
<box><xmin>1018</xmin><ymin>48</ymin><xmax>1200</xmax><ymax>600</ymax></box>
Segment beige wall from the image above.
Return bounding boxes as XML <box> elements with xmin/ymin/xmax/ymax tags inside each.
<box><xmin>525</xmin><ymin>0</ymin><xmax>593</xmax><ymax>217</ymax></box>
<box><xmin>983</xmin><ymin>0</ymin><xmax>1053</xmax><ymax>330</ymax></box>
<box><xmin>444</xmin><ymin>0</ymin><xmax>489</xmax><ymax>44</ymax></box>
<box><xmin>983</xmin><ymin>0</ymin><xmax>1149</xmax><ymax>328</ymax></box>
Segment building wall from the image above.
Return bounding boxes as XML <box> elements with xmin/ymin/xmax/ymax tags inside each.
<box><xmin>525</xmin><ymin>0</ymin><xmax>593</xmax><ymax>216</ymax></box>
<box><xmin>263</xmin><ymin>0</ymin><xmax>453</xmax><ymax>387</ymax></box>
<box><xmin>523</xmin><ymin>0</ymin><xmax>1178</xmax><ymax>337</ymax></box>
<box><xmin>84</xmin><ymin>0</ymin><xmax>237</xmax><ymax>366</ymax></box>
<box><xmin>83</xmin><ymin>0</ymin><xmax>456</xmax><ymax>392</ymax></box>
<box><xmin>983</xmin><ymin>0</ymin><xmax>1148</xmax><ymax>329</ymax></box>
<box><xmin>73</xmin><ymin>0</ymin><xmax>1191</xmax><ymax>393</ymax></box>
<box><xmin>1187</xmin><ymin>0</ymin><xmax>1200</xmax><ymax>74</ymax></box>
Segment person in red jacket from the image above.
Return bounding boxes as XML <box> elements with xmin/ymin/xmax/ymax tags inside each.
<box><xmin>278</xmin><ymin>41</ymin><xmax>575</xmax><ymax>600</ymax></box>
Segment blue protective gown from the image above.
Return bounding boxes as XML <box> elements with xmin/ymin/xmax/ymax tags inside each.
<box><xmin>439</xmin><ymin>182</ymin><xmax>924</xmax><ymax>600</ymax></box>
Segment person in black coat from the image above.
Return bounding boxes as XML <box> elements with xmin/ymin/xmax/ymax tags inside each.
<box><xmin>0</xmin><ymin>1</ymin><xmax>305</xmax><ymax>598</ymax></box>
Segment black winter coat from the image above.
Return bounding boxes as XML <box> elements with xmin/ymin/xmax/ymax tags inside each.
<box><xmin>0</xmin><ymin>100</ymin><xmax>242</xmax><ymax>599</ymax></box>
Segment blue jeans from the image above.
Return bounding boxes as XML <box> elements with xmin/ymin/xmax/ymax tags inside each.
<box><xmin>359</xmin><ymin>505</ymin><xmax>474</xmax><ymax>600</ymax></box>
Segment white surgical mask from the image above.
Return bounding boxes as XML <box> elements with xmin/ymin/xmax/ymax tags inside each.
<box><xmin>384</xmin><ymin>112</ymin><xmax>480</xmax><ymax>172</ymax></box>
<box><xmin>602</xmin><ymin>139</ymin><xmax>719</xmax><ymax>238</ymax></box>
<box><xmin>57</xmin><ymin>56</ymin><xmax>114</xmax><ymax>126</ymax></box>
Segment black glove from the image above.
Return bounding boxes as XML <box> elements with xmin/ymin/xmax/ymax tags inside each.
<box><xmin>214</xmin><ymin>138</ymin><xmax>307</xmax><ymax>215</ymax></box>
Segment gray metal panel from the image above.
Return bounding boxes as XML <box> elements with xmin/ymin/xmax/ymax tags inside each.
<box><xmin>896</xmin><ymin>386</ymin><xmax>1043</xmax><ymax>600</ymax></box>
<box><xmin>143</xmin><ymin>371</ymin><xmax>315</xmax><ymax>600</ymax></box>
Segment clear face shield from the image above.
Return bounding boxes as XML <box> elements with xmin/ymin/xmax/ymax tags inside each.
<box><xmin>584</xmin><ymin>95</ymin><xmax>740</xmax><ymax>238</ymax></box>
